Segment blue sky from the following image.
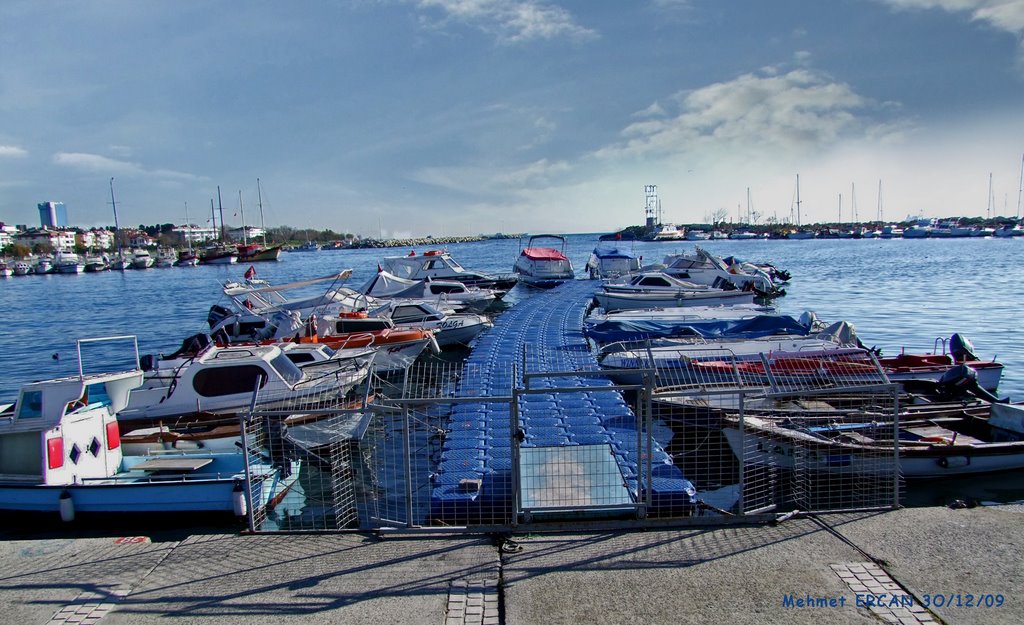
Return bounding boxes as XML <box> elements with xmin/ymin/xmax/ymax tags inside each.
<box><xmin>1</xmin><ymin>0</ymin><xmax>1023</xmax><ymax>237</ymax></box>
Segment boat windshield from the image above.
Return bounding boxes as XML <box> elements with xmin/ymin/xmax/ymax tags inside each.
<box><xmin>270</xmin><ymin>353</ymin><xmax>305</xmax><ymax>385</ymax></box>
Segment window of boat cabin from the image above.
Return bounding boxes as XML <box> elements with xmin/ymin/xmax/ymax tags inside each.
<box><xmin>192</xmin><ymin>365</ymin><xmax>269</xmax><ymax>397</ymax></box>
<box><xmin>429</xmin><ymin>284</ymin><xmax>464</xmax><ymax>294</ymax></box>
<box><xmin>639</xmin><ymin>276</ymin><xmax>671</xmax><ymax>287</ymax></box>
<box><xmin>391</xmin><ymin>305</ymin><xmax>435</xmax><ymax>323</ymax></box>
<box><xmin>335</xmin><ymin>319</ymin><xmax>390</xmax><ymax>333</ymax></box>
<box><xmin>422</xmin><ymin>260</ymin><xmax>438</xmax><ymax>270</ymax></box>
<box><xmin>285</xmin><ymin>352</ymin><xmax>317</xmax><ymax>364</ymax></box>
<box><xmin>269</xmin><ymin>354</ymin><xmax>304</xmax><ymax>384</ymax></box>
<box><xmin>17</xmin><ymin>390</ymin><xmax>43</xmax><ymax>418</ymax></box>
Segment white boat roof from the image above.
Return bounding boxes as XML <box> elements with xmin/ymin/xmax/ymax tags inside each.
<box><xmin>224</xmin><ymin>270</ymin><xmax>353</xmax><ymax>296</ymax></box>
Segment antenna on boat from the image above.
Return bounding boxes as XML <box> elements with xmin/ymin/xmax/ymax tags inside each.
<box><xmin>851</xmin><ymin>182</ymin><xmax>857</xmax><ymax>223</ymax></box>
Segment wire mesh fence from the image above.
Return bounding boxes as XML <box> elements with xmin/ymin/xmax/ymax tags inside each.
<box><xmin>242</xmin><ymin>345</ymin><xmax>902</xmax><ymax>533</ymax></box>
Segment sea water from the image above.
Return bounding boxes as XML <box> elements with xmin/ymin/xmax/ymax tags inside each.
<box><xmin>2</xmin><ymin>234</ymin><xmax>1019</xmax><ymax>401</ymax></box>
<box><xmin>1</xmin><ymin>234</ymin><xmax>1022</xmax><ymax>504</ymax></box>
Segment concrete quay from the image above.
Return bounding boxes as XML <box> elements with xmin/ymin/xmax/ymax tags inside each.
<box><xmin>0</xmin><ymin>505</ymin><xmax>1020</xmax><ymax>625</ymax></box>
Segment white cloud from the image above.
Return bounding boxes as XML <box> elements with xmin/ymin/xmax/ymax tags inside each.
<box><xmin>878</xmin><ymin>0</ymin><xmax>1024</xmax><ymax>35</ymax></box>
<box><xmin>415</xmin><ymin>0</ymin><xmax>597</xmax><ymax>43</ymax></box>
<box><xmin>412</xmin><ymin>157</ymin><xmax>571</xmax><ymax>192</ymax></box>
<box><xmin>595</xmin><ymin>68</ymin><xmax>899</xmax><ymax>161</ymax></box>
<box><xmin>52</xmin><ymin>152</ymin><xmax>203</xmax><ymax>181</ymax></box>
<box><xmin>0</xmin><ymin>145</ymin><xmax>28</xmax><ymax>158</ymax></box>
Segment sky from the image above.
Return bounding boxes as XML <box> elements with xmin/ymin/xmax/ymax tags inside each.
<box><xmin>1</xmin><ymin>0</ymin><xmax>1023</xmax><ymax>238</ymax></box>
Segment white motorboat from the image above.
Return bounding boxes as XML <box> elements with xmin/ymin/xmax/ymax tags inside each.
<box><xmin>0</xmin><ymin>336</ymin><xmax>286</xmax><ymax>517</ymax></box>
<box><xmin>155</xmin><ymin>248</ymin><xmax>177</xmax><ymax>268</ymax></box>
<box><xmin>34</xmin><ymin>257</ymin><xmax>54</xmax><ymax>274</ymax></box>
<box><xmin>598</xmin><ymin>321</ymin><xmax>862</xmax><ymax>384</ymax></box>
<box><xmin>599</xmin><ymin>270</ymin><xmax>760</xmax><ymax>308</ymax></box>
<box><xmin>55</xmin><ymin>251</ymin><xmax>85</xmax><ymax>274</ymax></box>
<box><xmin>379</xmin><ymin>249</ymin><xmax>518</xmax><ymax>294</ymax></box>
<box><xmin>513</xmin><ymin>234</ymin><xmax>575</xmax><ymax>288</ymax></box>
<box><xmin>130</xmin><ymin>249</ymin><xmax>155</xmax><ymax>269</ymax></box>
<box><xmin>84</xmin><ymin>254</ymin><xmax>108</xmax><ymax>272</ymax></box>
<box><xmin>119</xmin><ymin>338</ymin><xmax>372</xmax><ymax>424</ymax></box>
<box><xmin>357</xmin><ymin>270</ymin><xmax>497</xmax><ymax>312</ymax></box>
<box><xmin>12</xmin><ymin>261</ymin><xmax>32</xmax><ymax>276</ymax></box>
<box><xmin>372</xmin><ymin>301</ymin><xmax>492</xmax><ymax>348</ymax></box>
<box><xmin>658</xmin><ymin>247</ymin><xmax>777</xmax><ymax>295</ymax></box>
<box><xmin>0</xmin><ymin>261</ymin><xmax>12</xmax><ymax>278</ymax></box>
<box><xmin>650</xmin><ymin>224</ymin><xmax>686</xmax><ymax>241</ymax></box>
<box><xmin>585</xmin><ymin>243</ymin><xmax>641</xmax><ymax>279</ymax></box>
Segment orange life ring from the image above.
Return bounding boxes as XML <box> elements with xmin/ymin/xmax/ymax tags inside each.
<box><xmin>424</xmin><ymin>250</ymin><xmax>442</xmax><ymax>256</ymax></box>
<box><xmin>339</xmin><ymin>311</ymin><xmax>368</xmax><ymax>319</ymax></box>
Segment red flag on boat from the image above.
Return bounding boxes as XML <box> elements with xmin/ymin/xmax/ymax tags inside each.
<box><xmin>244</xmin><ymin>265</ymin><xmax>256</xmax><ymax>280</ymax></box>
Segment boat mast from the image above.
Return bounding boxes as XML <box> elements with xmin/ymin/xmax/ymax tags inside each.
<box><xmin>1017</xmin><ymin>153</ymin><xmax>1023</xmax><ymax>220</ymax></box>
<box><xmin>987</xmin><ymin>172</ymin><xmax>994</xmax><ymax>219</ymax></box>
<box><xmin>217</xmin><ymin>186</ymin><xmax>227</xmax><ymax>242</ymax></box>
<box><xmin>838</xmin><ymin>193</ymin><xmax>842</xmax><ymax>224</ymax></box>
<box><xmin>257</xmin><ymin>178</ymin><xmax>268</xmax><ymax>246</ymax></box>
<box><xmin>109</xmin><ymin>177</ymin><xmax>123</xmax><ymax>259</ymax></box>
<box><xmin>851</xmin><ymin>182</ymin><xmax>857</xmax><ymax>222</ymax></box>
<box><xmin>210</xmin><ymin>199</ymin><xmax>217</xmax><ymax>241</ymax></box>
<box><xmin>238</xmin><ymin>190</ymin><xmax>247</xmax><ymax>246</ymax></box>
<box><xmin>795</xmin><ymin>174</ymin><xmax>801</xmax><ymax>226</ymax></box>
<box><xmin>184</xmin><ymin>201</ymin><xmax>193</xmax><ymax>253</ymax></box>
<box><xmin>877</xmin><ymin>179</ymin><xmax>883</xmax><ymax>223</ymax></box>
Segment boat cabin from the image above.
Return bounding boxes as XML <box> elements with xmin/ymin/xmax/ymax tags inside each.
<box><xmin>0</xmin><ymin>365</ymin><xmax>142</xmax><ymax>485</ymax></box>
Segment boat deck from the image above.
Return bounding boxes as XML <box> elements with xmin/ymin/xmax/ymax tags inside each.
<box><xmin>430</xmin><ymin>280</ymin><xmax>695</xmax><ymax>523</ymax></box>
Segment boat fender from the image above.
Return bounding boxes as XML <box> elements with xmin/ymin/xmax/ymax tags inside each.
<box><xmin>59</xmin><ymin>490</ymin><xmax>75</xmax><ymax>523</ymax></box>
<box><xmin>232</xmin><ymin>480</ymin><xmax>248</xmax><ymax>517</ymax></box>
<box><xmin>428</xmin><ymin>333</ymin><xmax>442</xmax><ymax>355</ymax></box>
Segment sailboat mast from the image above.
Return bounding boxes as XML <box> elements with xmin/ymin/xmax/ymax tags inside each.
<box><xmin>217</xmin><ymin>186</ymin><xmax>226</xmax><ymax>242</ymax></box>
<box><xmin>851</xmin><ymin>182</ymin><xmax>857</xmax><ymax>222</ymax></box>
<box><xmin>184</xmin><ymin>201</ymin><xmax>193</xmax><ymax>253</ymax></box>
<box><xmin>877</xmin><ymin>179</ymin><xmax>883</xmax><ymax>223</ymax></box>
<box><xmin>257</xmin><ymin>178</ymin><xmax>268</xmax><ymax>246</ymax></box>
<box><xmin>838</xmin><ymin>193</ymin><xmax>842</xmax><ymax>224</ymax></box>
<box><xmin>238</xmin><ymin>190</ymin><xmax>247</xmax><ymax>246</ymax></box>
<box><xmin>210</xmin><ymin>199</ymin><xmax>217</xmax><ymax>237</ymax></box>
<box><xmin>1016</xmin><ymin>153</ymin><xmax>1023</xmax><ymax>219</ymax></box>
<box><xmin>795</xmin><ymin>174</ymin><xmax>802</xmax><ymax>226</ymax></box>
<box><xmin>987</xmin><ymin>173</ymin><xmax>994</xmax><ymax>219</ymax></box>
<box><xmin>109</xmin><ymin>177</ymin><xmax>122</xmax><ymax>257</ymax></box>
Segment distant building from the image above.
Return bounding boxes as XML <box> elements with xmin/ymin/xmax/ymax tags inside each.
<box><xmin>227</xmin><ymin>226</ymin><xmax>264</xmax><ymax>242</ymax></box>
<box><xmin>0</xmin><ymin>223</ymin><xmax>17</xmax><ymax>249</ymax></box>
<box><xmin>16</xmin><ymin>227</ymin><xmax>76</xmax><ymax>252</ymax></box>
<box><xmin>76</xmin><ymin>229</ymin><xmax>114</xmax><ymax>250</ymax></box>
<box><xmin>172</xmin><ymin>223</ymin><xmax>217</xmax><ymax>244</ymax></box>
<box><xmin>125</xmin><ymin>231</ymin><xmax>155</xmax><ymax>248</ymax></box>
<box><xmin>38</xmin><ymin>202</ymin><xmax>68</xmax><ymax>228</ymax></box>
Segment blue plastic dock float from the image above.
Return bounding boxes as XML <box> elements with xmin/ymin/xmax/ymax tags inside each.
<box><xmin>429</xmin><ymin>280</ymin><xmax>696</xmax><ymax>524</ymax></box>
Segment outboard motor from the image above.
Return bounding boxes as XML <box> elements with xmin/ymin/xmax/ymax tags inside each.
<box><xmin>167</xmin><ymin>333</ymin><xmax>212</xmax><ymax>359</ymax></box>
<box><xmin>935</xmin><ymin>363</ymin><xmax>1000</xmax><ymax>403</ymax></box>
<box><xmin>949</xmin><ymin>333</ymin><xmax>978</xmax><ymax>363</ymax></box>
<box><xmin>207</xmin><ymin>304</ymin><xmax>234</xmax><ymax>329</ymax></box>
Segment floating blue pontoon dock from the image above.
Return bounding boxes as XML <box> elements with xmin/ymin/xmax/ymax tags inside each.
<box><xmin>430</xmin><ymin>280</ymin><xmax>696</xmax><ymax>524</ymax></box>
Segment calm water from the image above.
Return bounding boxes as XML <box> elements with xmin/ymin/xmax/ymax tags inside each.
<box><xmin>3</xmin><ymin>235</ymin><xmax>1022</xmax><ymax>506</ymax></box>
<box><xmin>1</xmin><ymin>235</ymin><xmax>1022</xmax><ymax>404</ymax></box>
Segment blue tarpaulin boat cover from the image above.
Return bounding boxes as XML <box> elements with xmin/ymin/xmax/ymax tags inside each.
<box><xmin>592</xmin><ymin>246</ymin><xmax>635</xmax><ymax>259</ymax></box>
<box><xmin>583</xmin><ymin>314</ymin><xmax>809</xmax><ymax>343</ymax></box>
